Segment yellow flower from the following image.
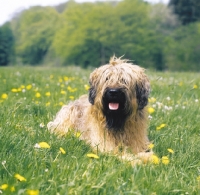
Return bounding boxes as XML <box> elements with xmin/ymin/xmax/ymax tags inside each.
<box><xmin>26</xmin><ymin>84</ymin><xmax>32</xmax><ymax>90</ymax></box>
<box><xmin>59</xmin><ymin>147</ymin><xmax>66</xmax><ymax>154</ymax></box>
<box><xmin>10</xmin><ymin>186</ymin><xmax>15</xmax><ymax>192</ymax></box>
<box><xmin>26</xmin><ymin>189</ymin><xmax>39</xmax><ymax>195</ymax></box>
<box><xmin>179</xmin><ymin>82</ymin><xmax>183</xmax><ymax>86</ymax></box>
<box><xmin>75</xmin><ymin>132</ymin><xmax>81</xmax><ymax>138</ymax></box>
<box><xmin>150</xmin><ymin>155</ymin><xmax>160</xmax><ymax>164</ymax></box>
<box><xmin>14</xmin><ymin>173</ymin><xmax>27</xmax><ymax>182</ymax></box>
<box><xmin>61</xmin><ymin>90</ymin><xmax>66</xmax><ymax>95</ymax></box>
<box><xmin>69</xmin><ymin>96</ymin><xmax>74</xmax><ymax>100</ymax></box>
<box><xmin>35</xmin><ymin>92</ymin><xmax>41</xmax><ymax>98</ymax></box>
<box><xmin>162</xmin><ymin>156</ymin><xmax>170</xmax><ymax>165</ymax></box>
<box><xmin>1</xmin><ymin>93</ymin><xmax>8</xmax><ymax>99</ymax></box>
<box><xmin>59</xmin><ymin>102</ymin><xmax>64</xmax><ymax>106</ymax></box>
<box><xmin>148</xmin><ymin>97</ymin><xmax>156</xmax><ymax>103</ymax></box>
<box><xmin>11</xmin><ymin>88</ymin><xmax>18</xmax><ymax>93</ymax></box>
<box><xmin>167</xmin><ymin>148</ymin><xmax>174</xmax><ymax>154</ymax></box>
<box><xmin>45</xmin><ymin>92</ymin><xmax>51</xmax><ymax>97</ymax></box>
<box><xmin>46</xmin><ymin>102</ymin><xmax>50</xmax><ymax>106</ymax></box>
<box><xmin>59</xmin><ymin>78</ymin><xmax>63</xmax><ymax>83</ymax></box>
<box><xmin>0</xmin><ymin>184</ymin><xmax>8</xmax><ymax>190</ymax></box>
<box><xmin>193</xmin><ymin>84</ymin><xmax>198</xmax><ymax>89</ymax></box>
<box><xmin>148</xmin><ymin>107</ymin><xmax>155</xmax><ymax>114</ymax></box>
<box><xmin>50</xmin><ymin>75</ymin><xmax>54</xmax><ymax>79</ymax></box>
<box><xmin>38</xmin><ymin>142</ymin><xmax>50</xmax><ymax>148</ymax></box>
<box><xmin>148</xmin><ymin>143</ymin><xmax>154</xmax><ymax>149</ymax></box>
<box><xmin>197</xmin><ymin>176</ymin><xmax>200</xmax><ymax>181</ymax></box>
<box><xmin>84</xmin><ymin>84</ymin><xmax>90</xmax><ymax>90</ymax></box>
<box><xmin>87</xmin><ymin>153</ymin><xmax>99</xmax><ymax>159</ymax></box>
<box><xmin>156</xmin><ymin>124</ymin><xmax>166</xmax><ymax>130</ymax></box>
<box><xmin>64</xmin><ymin>76</ymin><xmax>69</xmax><ymax>81</ymax></box>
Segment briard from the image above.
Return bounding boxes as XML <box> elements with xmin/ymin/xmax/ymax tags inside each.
<box><xmin>48</xmin><ymin>56</ymin><xmax>152</xmax><ymax>162</ymax></box>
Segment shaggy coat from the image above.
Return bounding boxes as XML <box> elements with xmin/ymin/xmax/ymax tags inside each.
<box><xmin>48</xmin><ymin>57</ymin><xmax>151</xmax><ymax>159</ymax></box>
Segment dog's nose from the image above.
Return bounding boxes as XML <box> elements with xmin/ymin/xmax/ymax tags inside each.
<box><xmin>107</xmin><ymin>89</ymin><xmax>120</xmax><ymax>96</ymax></box>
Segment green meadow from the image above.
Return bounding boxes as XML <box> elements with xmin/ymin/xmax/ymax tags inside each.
<box><xmin>0</xmin><ymin>66</ymin><xmax>200</xmax><ymax>195</ymax></box>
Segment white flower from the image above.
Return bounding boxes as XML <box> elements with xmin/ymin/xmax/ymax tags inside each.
<box><xmin>2</xmin><ymin>160</ymin><xmax>6</xmax><ymax>165</ymax></box>
<box><xmin>39</xmin><ymin>123</ymin><xmax>45</xmax><ymax>128</ymax></box>
<box><xmin>34</xmin><ymin>143</ymin><xmax>41</xmax><ymax>148</ymax></box>
<box><xmin>195</xmin><ymin>99</ymin><xmax>199</xmax><ymax>103</ymax></box>
<box><xmin>166</xmin><ymin>97</ymin><xmax>171</xmax><ymax>101</ymax></box>
<box><xmin>148</xmin><ymin>115</ymin><xmax>153</xmax><ymax>120</ymax></box>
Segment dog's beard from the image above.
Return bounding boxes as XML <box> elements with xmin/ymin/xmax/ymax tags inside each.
<box><xmin>102</xmin><ymin>88</ymin><xmax>131</xmax><ymax>131</ymax></box>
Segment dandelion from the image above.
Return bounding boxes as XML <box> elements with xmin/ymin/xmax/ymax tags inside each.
<box><xmin>14</xmin><ymin>173</ymin><xmax>27</xmax><ymax>182</ymax></box>
<box><xmin>69</xmin><ymin>96</ymin><xmax>74</xmax><ymax>100</ymax></box>
<box><xmin>10</xmin><ymin>186</ymin><xmax>15</xmax><ymax>192</ymax></box>
<box><xmin>0</xmin><ymin>184</ymin><xmax>8</xmax><ymax>190</ymax></box>
<box><xmin>148</xmin><ymin>107</ymin><xmax>155</xmax><ymax>114</ymax></box>
<box><xmin>193</xmin><ymin>84</ymin><xmax>198</xmax><ymax>89</ymax></box>
<box><xmin>26</xmin><ymin>84</ymin><xmax>32</xmax><ymax>90</ymax></box>
<box><xmin>197</xmin><ymin>176</ymin><xmax>200</xmax><ymax>181</ymax></box>
<box><xmin>156</xmin><ymin>124</ymin><xmax>166</xmax><ymax>130</ymax></box>
<box><xmin>11</xmin><ymin>88</ymin><xmax>18</xmax><ymax>93</ymax></box>
<box><xmin>46</xmin><ymin>102</ymin><xmax>50</xmax><ymax>106</ymax></box>
<box><xmin>166</xmin><ymin>97</ymin><xmax>171</xmax><ymax>101</ymax></box>
<box><xmin>38</xmin><ymin>142</ymin><xmax>50</xmax><ymax>148</ymax></box>
<box><xmin>59</xmin><ymin>102</ymin><xmax>64</xmax><ymax>106</ymax></box>
<box><xmin>35</xmin><ymin>92</ymin><xmax>41</xmax><ymax>98</ymax></box>
<box><xmin>179</xmin><ymin>81</ymin><xmax>183</xmax><ymax>86</ymax></box>
<box><xmin>26</xmin><ymin>189</ymin><xmax>39</xmax><ymax>195</ymax></box>
<box><xmin>167</xmin><ymin>148</ymin><xmax>174</xmax><ymax>154</ymax></box>
<box><xmin>59</xmin><ymin>78</ymin><xmax>63</xmax><ymax>83</ymax></box>
<box><xmin>162</xmin><ymin>156</ymin><xmax>170</xmax><ymax>165</ymax></box>
<box><xmin>148</xmin><ymin>143</ymin><xmax>154</xmax><ymax>149</ymax></box>
<box><xmin>45</xmin><ymin>92</ymin><xmax>51</xmax><ymax>96</ymax></box>
<box><xmin>50</xmin><ymin>75</ymin><xmax>54</xmax><ymax>79</ymax></box>
<box><xmin>64</xmin><ymin>76</ymin><xmax>69</xmax><ymax>81</ymax></box>
<box><xmin>148</xmin><ymin>97</ymin><xmax>156</xmax><ymax>103</ymax></box>
<box><xmin>61</xmin><ymin>90</ymin><xmax>66</xmax><ymax>95</ymax></box>
<box><xmin>59</xmin><ymin>147</ymin><xmax>66</xmax><ymax>154</ymax></box>
<box><xmin>1</xmin><ymin>93</ymin><xmax>8</xmax><ymax>99</ymax></box>
<box><xmin>75</xmin><ymin>132</ymin><xmax>81</xmax><ymax>138</ymax></box>
<box><xmin>150</xmin><ymin>155</ymin><xmax>160</xmax><ymax>165</ymax></box>
<box><xmin>87</xmin><ymin>153</ymin><xmax>99</xmax><ymax>159</ymax></box>
<box><xmin>195</xmin><ymin>99</ymin><xmax>199</xmax><ymax>103</ymax></box>
<box><xmin>84</xmin><ymin>84</ymin><xmax>90</xmax><ymax>90</ymax></box>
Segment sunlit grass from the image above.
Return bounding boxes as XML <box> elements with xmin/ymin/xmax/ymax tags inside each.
<box><xmin>0</xmin><ymin>66</ymin><xmax>200</xmax><ymax>194</ymax></box>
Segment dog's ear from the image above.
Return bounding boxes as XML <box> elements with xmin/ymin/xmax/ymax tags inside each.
<box><xmin>88</xmin><ymin>70</ymin><xmax>98</xmax><ymax>105</ymax></box>
<box><xmin>136</xmin><ymin>75</ymin><xmax>150</xmax><ymax>110</ymax></box>
<box><xmin>88</xmin><ymin>81</ymin><xmax>96</xmax><ymax>105</ymax></box>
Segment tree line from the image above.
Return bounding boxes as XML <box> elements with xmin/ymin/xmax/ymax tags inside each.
<box><xmin>0</xmin><ymin>0</ymin><xmax>200</xmax><ymax>71</ymax></box>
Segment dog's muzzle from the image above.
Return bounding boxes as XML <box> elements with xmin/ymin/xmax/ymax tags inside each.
<box><xmin>103</xmin><ymin>88</ymin><xmax>126</xmax><ymax>112</ymax></box>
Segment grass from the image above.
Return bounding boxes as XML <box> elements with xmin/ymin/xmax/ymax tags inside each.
<box><xmin>0</xmin><ymin>66</ymin><xmax>200</xmax><ymax>195</ymax></box>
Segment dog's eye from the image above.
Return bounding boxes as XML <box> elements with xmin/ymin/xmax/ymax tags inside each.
<box><xmin>106</xmin><ymin>77</ymin><xmax>110</xmax><ymax>81</ymax></box>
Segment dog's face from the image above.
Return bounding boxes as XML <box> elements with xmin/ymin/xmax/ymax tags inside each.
<box><xmin>89</xmin><ymin>57</ymin><xmax>150</xmax><ymax>130</ymax></box>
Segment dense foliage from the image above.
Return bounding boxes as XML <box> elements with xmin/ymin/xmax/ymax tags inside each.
<box><xmin>0</xmin><ymin>0</ymin><xmax>200</xmax><ymax>71</ymax></box>
<box><xmin>0</xmin><ymin>23</ymin><xmax>14</xmax><ymax>65</ymax></box>
<box><xmin>169</xmin><ymin>0</ymin><xmax>200</xmax><ymax>25</ymax></box>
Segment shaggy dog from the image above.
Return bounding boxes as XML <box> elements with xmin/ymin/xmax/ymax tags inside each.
<box><xmin>48</xmin><ymin>56</ymin><xmax>152</xmax><ymax>162</ymax></box>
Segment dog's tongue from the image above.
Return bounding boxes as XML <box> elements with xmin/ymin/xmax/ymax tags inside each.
<box><xmin>109</xmin><ymin>103</ymin><xmax>119</xmax><ymax>110</ymax></box>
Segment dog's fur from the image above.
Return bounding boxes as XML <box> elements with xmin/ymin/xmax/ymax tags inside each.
<box><xmin>47</xmin><ymin>56</ymin><xmax>152</xmax><ymax>161</ymax></box>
